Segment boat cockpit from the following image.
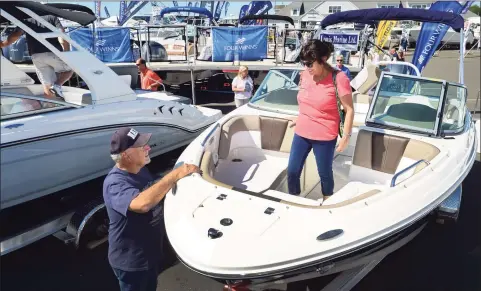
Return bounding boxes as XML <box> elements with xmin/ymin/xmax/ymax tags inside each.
<box><xmin>196</xmin><ymin>67</ymin><xmax>469</xmax><ymax>207</ymax></box>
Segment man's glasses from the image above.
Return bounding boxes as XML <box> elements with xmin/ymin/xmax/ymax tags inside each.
<box><xmin>336</xmin><ymin>59</ymin><xmax>343</xmax><ymax>63</ymax></box>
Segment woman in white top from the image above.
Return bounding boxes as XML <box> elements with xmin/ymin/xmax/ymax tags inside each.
<box><xmin>231</xmin><ymin>65</ymin><xmax>254</xmax><ymax>108</ymax></box>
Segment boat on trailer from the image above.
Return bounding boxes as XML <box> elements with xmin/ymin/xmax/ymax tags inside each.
<box><xmin>0</xmin><ymin>2</ymin><xmax>222</xmax><ymax>255</ymax></box>
<box><xmin>163</xmin><ymin>8</ymin><xmax>478</xmax><ymax>290</ymax></box>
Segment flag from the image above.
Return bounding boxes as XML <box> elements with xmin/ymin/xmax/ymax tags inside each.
<box><xmin>119</xmin><ymin>1</ymin><xmax>127</xmax><ymax>24</ymax></box>
<box><xmin>224</xmin><ymin>2</ymin><xmax>230</xmax><ymax>16</ymax></box>
<box><xmin>300</xmin><ymin>2</ymin><xmax>305</xmax><ymax>15</ymax></box>
<box><xmin>461</xmin><ymin>1</ymin><xmax>474</xmax><ymax>14</ymax></box>
<box><xmin>238</xmin><ymin>4</ymin><xmax>249</xmax><ymax>22</ymax></box>
<box><xmin>410</xmin><ymin>1</ymin><xmax>464</xmax><ymax>74</ymax></box>
<box><xmin>104</xmin><ymin>6</ymin><xmax>110</xmax><ymax>18</ymax></box>
<box><xmin>375</xmin><ymin>20</ymin><xmax>397</xmax><ymax>52</ymax></box>
<box><xmin>94</xmin><ymin>1</ymin><xmax>101</xmax><ymax>22</ymax></box>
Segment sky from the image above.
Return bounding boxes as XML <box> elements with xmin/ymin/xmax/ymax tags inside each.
<box><xmin>55</xmin><ymin>1</ymin><xmax>481</xmax><ymax>18</ymax></box>
<box><xmin>66</xmin><ymin>1</ymin><xmax>292</xmax><ymax>18</ymax></box>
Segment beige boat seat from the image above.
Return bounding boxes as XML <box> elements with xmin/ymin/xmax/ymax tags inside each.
<box><xmin>349</xmin><ymin>129</ymin><xmax>440</xmax><ymax>186</ymax></box>
<box><xmin>202</xmin><ymin>115</ymin><xmax>320</xmax><ymax>194</ymax></box>
<box><xmin>350</xmin><ymin>64</ymin><xmax>382</xmax><ymax>127</ymax></box>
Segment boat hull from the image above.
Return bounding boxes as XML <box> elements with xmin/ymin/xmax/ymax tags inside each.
<box><xmin>179</xmin><ymin>216</ymin><xmax>430</xmax><ymax>289</ymax></box>
<box><xmin>0</xmin><ymin>123</ymin><xmax>206</xmax><ymax>209</ymax></box>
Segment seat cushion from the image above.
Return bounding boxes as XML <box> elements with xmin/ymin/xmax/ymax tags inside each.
<box><xmin>214</xmin><ymin>150</ymin><xmax>289</xmax><ymax>193</ymax></box>
<box><xmin>323</xmin><ymin>182</ymin><xmax>384</xmax><ymax>205</ymax></box>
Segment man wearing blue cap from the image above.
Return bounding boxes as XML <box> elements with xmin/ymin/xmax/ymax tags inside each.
<box><xmin>103</xmin><ymin>127</ymin><xmax>200</xmax><ymax>291</ymax></box>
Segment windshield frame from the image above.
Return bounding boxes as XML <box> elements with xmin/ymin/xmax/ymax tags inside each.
<box><xmin>366</xmin><ymin>71</ymin><xmax>447</xmax><ymax>137</ymax></box>
<box><xmin>248</xmin><ymin>68</ymin><xmax>302</xmax><ymax>115</ymax></box>
<box><xmin>439</xmin><ymin>81</ymin><xmax>469</xmax><ymax>136</ymax></box>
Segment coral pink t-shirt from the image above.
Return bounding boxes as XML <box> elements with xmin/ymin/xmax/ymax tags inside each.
<box><xmin>296</xmin><ymin>70</ymin><xmax>352</xmax><ymax>141</ymax></box>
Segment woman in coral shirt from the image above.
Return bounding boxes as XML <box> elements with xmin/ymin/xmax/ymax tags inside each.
<box><xmin>288</xmin><ymin>40</ymin><xmax>354</xmax><ymax>200</ymax></box>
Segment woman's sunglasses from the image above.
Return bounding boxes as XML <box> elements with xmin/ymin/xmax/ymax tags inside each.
<box><xmin>301</xmin><ymin>61</ymin><xmax>314</xmax><ymax>68</ymax></box>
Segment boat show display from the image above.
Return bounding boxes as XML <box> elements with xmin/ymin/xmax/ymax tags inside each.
<box><xmin>163</xmin><ymin>8</ymin><xmax>478</xmax><ymax>290</ymax></box>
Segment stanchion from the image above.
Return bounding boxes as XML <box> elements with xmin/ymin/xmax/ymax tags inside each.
<box><xmin>190</xmin><ymin>68</ymin><xmax>196</xmax><ymax>105</ymax></box>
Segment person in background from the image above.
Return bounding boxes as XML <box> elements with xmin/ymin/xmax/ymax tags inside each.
<box><xmin>0</xmin><ymin>15</ymin><xmax>73</xmax><ymax>100</ymax></box>
<box><xmin>389</xmin><ymin>48</ymin><xmax>402</xmax><ymax>61</ymax></box>
<box><xmin>400</xmin><ymin>32</ymin><xmax>408</xmax><ymax>53</ymax></box>
<box><xmin>398</xmin><ymin>51</ymin><xmax>405</xmax><ymax>62</ymax></box>
<box><xmin>335</xmin><ymin>55</ymin><xmax>352</xmax><ymax>80</ymax></box>
<box><xmin>231</xmin><ymin>65</ymin><xmax>254</xmax><ymax>108</ymax></box>
<box><xmin>103</xmin><ymin>127</ymin><xmax>200</xmax><ymax>291</ymax></box>
<box><xmin>287</xmin><ymin>40</ymin><xmax>354</xmax><ymax>201</ymax></box>
<box><xmin>136</xmin><ymin>58</ymin><xmax>163</xmax><ymax>91</ymax></box>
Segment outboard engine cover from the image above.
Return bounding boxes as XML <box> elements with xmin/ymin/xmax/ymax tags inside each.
<box><xmin>141</xmin><ymin>41</ymin><xmax>168</xmax><ymax>62</ymax></box>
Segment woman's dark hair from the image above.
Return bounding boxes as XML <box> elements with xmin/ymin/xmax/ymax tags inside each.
<box><xmin>300</xmin><ymin>39</ymin><xmax>334</xmax><ymax>64</ymax></box>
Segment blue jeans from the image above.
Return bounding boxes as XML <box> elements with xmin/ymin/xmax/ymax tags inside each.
<box><xmin>287</xmin><ymin>133</ymin><xmax>337</xmax><ymax>196</ymax></box>
<box><xmin>112</xmin><ymin>267</ymin><xmax>158</xmax><ymax>291</ymax></box>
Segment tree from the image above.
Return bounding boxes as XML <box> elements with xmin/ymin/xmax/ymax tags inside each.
<box><xmin>469</xmin><ymin>4</ymin><xmax>480</xmax><ymax>15</ymax></box>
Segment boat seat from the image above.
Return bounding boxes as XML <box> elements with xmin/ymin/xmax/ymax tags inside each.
<box><xmin>349</xmin><ymin>129</ymin><xmax>440</xmax><ymax>186</ymax></box>
<box><xmin>214</xmin><ymin>149</ymin><xmax>289</xmax><ymax>192</ymax></box>
<box><xmin>204</xmin><ymin>115</ymin><xmax>320</xmax><ymax>193</ymax></box>
<box><xmin>350</xmin><ymin>63</ymin><xmax>382</xmax><ymax>94</ymax></box>
<box><xmin>322</xmin><ymin>181</ymin><xmax>385</xmax><ymax>206</ymax></box>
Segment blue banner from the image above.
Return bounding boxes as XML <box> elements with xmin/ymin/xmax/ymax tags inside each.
<box><xmin>244</xmin><ymin>1</ymin><xmax>272</xmax><ymax>25</ymax></box>
<box><xmin>411</xmin><ymin>1</ymin><xmax>463</xmax><ymax>74</ymax></box>
<box><xmin>238</xmin><ymin>5</ymin><xmax>249</xmax><ymax>21</ymax></box>
<box><xmin>461</xmin><ymin>1</ymin><xmax>474</xmax><ymax>14</ymax></box>
<box><xmin>119</xmin><ymin>1</ymin><xmax>127</xmax><ymax>24</ymax></box>
<box><xmin>224</xmin><ymin>2</ymin><xmax>230</xmax><ymax>16</ymax></box>
<box><xmin>119</xmin><ymin>1</ymin><xmax>149</xmax><ymax>26</ymax></box>
<box><xmin>104</xmin><ymin>6</ymin><xmax>110</xmax><ymax>18</ymax></box>
<box><xmin>212</xmin><ymin>26</ymin><xmax>268</xmax><ymax>61</ymax></box>
<box><xmin>127</xmin><ymin>1</ymin><xmax>138</xmax><ymax>12</ymax></box>
<box><xmin>69</xmin><ymin>27</ymin><xmax>134</xmax><ymax>63</ymax></box>
<box><xmin>317</xmin><ymin>30</ymin><xmax>360</xmax><ymax>51</ymax></box>
<box><xmin>214</xmin><ymin>1</ymin><xmax>225</xmax><ymax>21</ymax></box>
<box><xmin>94</xmin><ymin>1</ymin><xmax>101</xmax><ymax>20</ymax></box>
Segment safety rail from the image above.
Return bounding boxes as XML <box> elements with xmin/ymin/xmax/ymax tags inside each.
<box><xmin>139</xmin><ymin>24</ymin><xmax>189</xmax><ymax>63</ymax></box>
<box><xmin>201</xmin><ymin>123</ymin><xmax>220</xmax><ymax>147</ymax></box>
<box><xmin>390</xmin><ymin>159</ymin><xmax>430</xmax><ymax>187</ymax></box>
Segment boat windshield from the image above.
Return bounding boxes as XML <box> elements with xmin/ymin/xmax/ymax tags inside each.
<box><xmin>250</xmin><ymin>69</ymin><xmax>302</xmax><ymax>114</ymax></box>
<box><xmin>367</xmin><ymin>72</ymin><xmax>449</xmax><ymax>135</ymax></box>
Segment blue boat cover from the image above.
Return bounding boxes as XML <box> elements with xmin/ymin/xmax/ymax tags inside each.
<box><xmin>159</xmin><ymin>6</ymin><xmax>213</xmax><ymax>19</ymax></box>
<box><xmin>320</xmin><ymin>8</ymin><xmax>465</xmax><ymax>32</ymax></box>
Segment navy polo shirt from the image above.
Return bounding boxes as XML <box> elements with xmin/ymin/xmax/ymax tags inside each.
<box><xmin>337</xmin><ymin>65</ymin><xmax>352</xmax><ymax>80</ymax></box>
<box><xmin>102</xmin><ymin>166</ymin><xmax>163</xmax><ymax>271</ymax></box>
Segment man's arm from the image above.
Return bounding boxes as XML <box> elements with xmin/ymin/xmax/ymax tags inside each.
<box><xmin>0</xmin><ymin>28</ymin><xmax>24</xmax><ymax>48</ymax></box>
<box><xmin>147</xmin><ymin>72</ymin><xmax>162</xmax><ymax>90</ymax></box>
<box><xmin>53</xmin><ymin>17</ymin><xmax>70</xmax><ymax>51</ymax></box>
<box><xmin>58</xmin><ymin>27</ymin><xmax>70</xmax><ymax>51</ymax></box>
<box><xmin>128</xmin><ymin>164</ymin><xmax>199</xmax><ymax>213</ymax></box>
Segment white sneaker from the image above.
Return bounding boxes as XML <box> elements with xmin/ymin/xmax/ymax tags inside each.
<box><xmin>49</xmin><ymin>84</ymin><xmax>65</xmax><ymax>100</ymax></box>
<box><xmin>317</xmin><ymin>195</ymin><xmax>324</xmax><ymax>205</ymax></box>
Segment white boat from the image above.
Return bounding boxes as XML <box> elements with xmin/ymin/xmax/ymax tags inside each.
<box><xmin>163</xmin><ymin>8</ymin><xmax>478</xmax><ymax>290</ymax></box>
<box><xmin>0</xmin><ymin>2</ymin><xmax>222</xmax><ymax>210</ymax></box>
<box><xmin>409</xmin><ymin>25</ymin><xmax>475</xmax><ymax>48</ymax></box>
